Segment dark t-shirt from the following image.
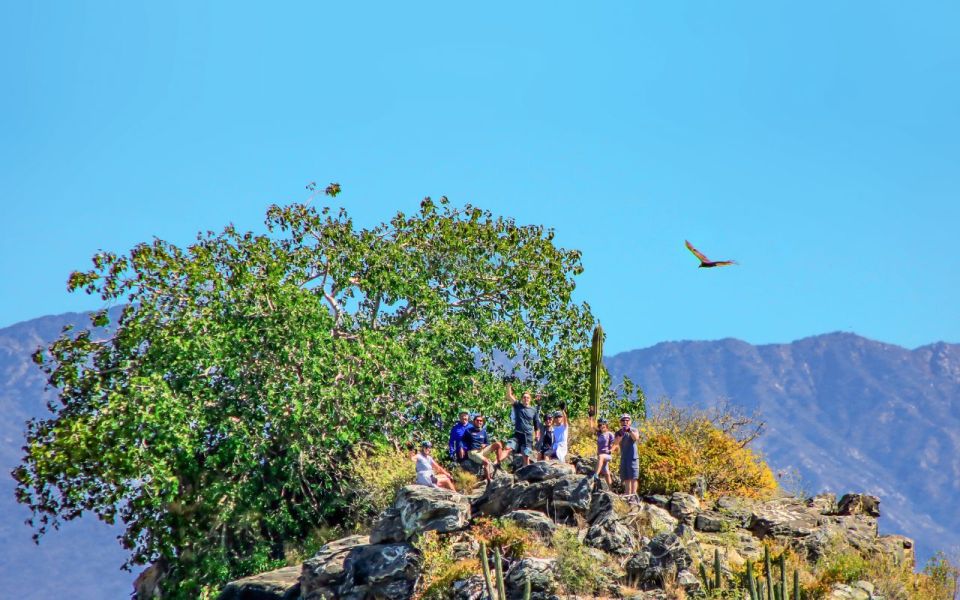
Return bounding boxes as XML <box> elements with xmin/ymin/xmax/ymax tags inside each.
<box><xmin>618</xmin><ymin>427</ymin><xmax>639</xmax><ymax>465</ymax></box>
<box><xmin>512</xmin><ymin>402</ymin><xmax>540</xmax><ymax>434</ymax></box>
<box><xmin>463</xmin><ymin>425</ymin><xmax>489</xmax><ymax>451</ymax></box>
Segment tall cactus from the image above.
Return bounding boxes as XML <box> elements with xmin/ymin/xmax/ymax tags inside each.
<box><xmin>765</xmin><ymin>546</ymin><xmax>774</xmax><ymax>600</ymax></box>
<box><xmin>494</xmin><ymin>547</ymin><xmax>507</xmax><ymax>600</ymax></box>
<box><xmin>589</xmin><ymin>324</ymin><xmax>604</xmax><ymax>420</ymax></box>
<box><xmin>479</xmin><ymin>542</ymin><xmax>496</xmax><ymax>600</ymax></box>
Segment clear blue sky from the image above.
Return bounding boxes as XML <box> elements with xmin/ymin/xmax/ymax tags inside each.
<box><xmin>2</xmin><ymin>1</ymin><xmax>958</xmax><ymax>354</ymax></box>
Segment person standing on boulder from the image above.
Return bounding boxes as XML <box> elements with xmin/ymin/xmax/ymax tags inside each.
<box><xmin>593</xmin><ymin>418</ymin><xmax>615</xmax><ymax>486</ymax></box>
<box><xmin>461</xmin><ymin>414</ymin><xmax>504</xmax><ymax>481</ymax></box>
<box><xmin>502</xmin><ymin>382</ymin><xmax>541</xmax><ymax>467</ymax></box>
<box><xmin>415</xmin><ymin>441</ymin><xmax>458</xmax><ymax>492</ymax></box>
<box><xmin>447</xmin><ymin>410</ymin><xmax>471</xmax><ymax>462</ymax></box>
<box><xmin>537</xmin><ymin>413</ymin><xmax>555</xmax><ymax>460</ymax></box>
<box><xmin>613</xmin><ymin>413</ymin><xmax>641</xmax><ymax>501</ymax></box>
<box><xmin>550</xmin><ymin>407</ymin><xmax>569</xmax><ymax>463</ymax></box>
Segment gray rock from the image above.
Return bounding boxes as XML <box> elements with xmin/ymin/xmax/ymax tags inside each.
<box><xmin>748</xmin><ymin>498</ymin><xmax>822</xmax><ymax>539</ymax></box>
<box><xmin>505</xmin><ymin>557</ymin><xmax>557</xmax><ymax>600</ymax></box>
<box><xmin>300</xmin><ymin>536</ymin><xmax>421</xmax><ymax>600</ymax></box>
<box><xmin>502</xmin><ymin>510</ymin><xmax>557</xmax><ymax>537</ymax></box>
<box><xmin>587</xmin><ymin>491</ymin><xmax>625</xmax><ymax>524</ymax></box>
<box><xmin>677</xmin><ymin>568</ymin><xmax>701</xmax><ymax>593</ymax></box>
<box><xmin>301</xmin><ymin>535</ymin><xmax>369</xmax><ymax>596</ymax></box>
<box><xmin>451</xmin><ymin>575</ymin><xmax>487</xmax><ymax>600</ymax></box>
<box><xmin>625</xmin><ymin>533</ymin><xmax>693</xmax><ymax>590</ymax></box>
<box><xmin>668</xmin><ymin>492</ymin><xmax>700</xmax><ymax>525</ymax></box>
<box><xmin>694</xmin><ymin>510</ymin><xmax>732</xmax><ymax>533</ymax></box>
<box><xmin>370</xmin><ymin>485</ymin><xmax>471</xmax><ymax>543</ymax></box>
<box><xmin>472</xmin><ymin>474</ymin><xmax>523</xmax><ymax>516</ymax></box>
<box><xmin>837</xmin><ymin>494</ymin><xmax>881</xmax><ymax>517</ymax></box>
<box><xmin>218</xmin><ymin>566</ymin><xmax>300</xmax><ymax>600</ymax></box>
<box><xmin>808</xmin><ymin>493</ymin><xmax>838</xmax><ymax>515</ymax></box>
<box><xmin>645</xmin><ymin>495</ymin><xmax>671</xmax><ymax>510</ymax></box>
<box><xmin>877</xmin><ymin>534</ymin><xmax>915</xmax><ymax>568</ymax></box>
<box><xmin>585</xmin><ymin>517</ymin><xmax>638</xmax><ymax>555</ymax></box>
<box><xmin>514</xmin><ymin>461</ymin><xmax>575</xmax><ymax>482</ymax></box>
<box><xmin>473</xmin><ymin>474</ymin><xmax>591</xmax><ymax>520</ymax></box>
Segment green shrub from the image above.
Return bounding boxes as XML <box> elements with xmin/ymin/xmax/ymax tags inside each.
<box><xmin>344</xmin><ymin>445</ymin><xmax>414</xmax><ymax>527</ymax></box>
<box><xmin>551</xmin><ymin>527</ymin><xmax>615</xmax><ymax>595</ymax></box>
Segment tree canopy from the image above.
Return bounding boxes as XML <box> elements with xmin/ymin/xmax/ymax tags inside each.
<box><xmin>14</xmin><ymin>192</ymin><xmax>601</xmax><ymax>596</ymax></box>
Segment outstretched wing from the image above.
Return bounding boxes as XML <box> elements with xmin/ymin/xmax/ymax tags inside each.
<box><xmin>685</xmin><ymin>240</ymin><xmax>710</xmax><ymax>263</ymax></box>
<box><xmin>712</xmin><ymin>260</ymin><xmax>738</xmax><ymax>267</ymax></box>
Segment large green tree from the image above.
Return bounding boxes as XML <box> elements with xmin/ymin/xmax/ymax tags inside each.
<box><xmin>14</xmin><ymin>192</ymin><xmax>597</xmax><ymax>596</ymax></box>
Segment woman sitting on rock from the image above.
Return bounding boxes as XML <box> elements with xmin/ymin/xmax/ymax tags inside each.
<box><xmin>414</xmin><ymin>441</ymin><xmax>457</xmax><ymax>492</ymax></box>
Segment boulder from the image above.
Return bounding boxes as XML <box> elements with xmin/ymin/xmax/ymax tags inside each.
<box><xmin>451</xmin><ymin>575</ymin><xmax>487</xmax><ymax>600</ymax></box>
<box><xmin>637</xmin><ymin>502</ymin><xmax>680</xmax><ymax>535</ymax></box>
<box><xmin>585</xmin><ymin>517</ymin><xmax>638</xmax><ymax>555</ymax></box>
<box><xmin>473</xmin><ymin>474</ymin><xmax>591</xmax><ymax>520</ymax></box>
<box><xmin>370</xmin><ymin>485</ymin><xmax>471</xmax><ymax>543</ymax></box>
<box><xmin>694</xmin><ymin>510</ymin><xmax>733</xmax><ymax>533</ymax></box>
<box><xmin>826</xmin><ymin>580</ymin><xmax>876</xmax><ymax>600</ymax></box>
<box><xmin>514</xmin><ymin>461</ymin><xmax>575</xmax><ymax>482</ymax></box>
<box><xmin>808</xmin><ymin>493</ymin><xmax>838</xmax><ymax>515</ymax></box>
<box><xmin>301</xmin><ymin>535</ymin><xmax>369</xmax><ymax>596</ymax></box>
<box><xmin>502</xmin><ymin>510</ymin><xmax>557</xmax><ymax>537</ymax></box>
<box><xmin>837</xmin><ymin>494</ymin><xmax>881</xmax><ymax>517</ymax></box>
<box><xmin>748</xmin><ymin>498</ymin><xmax>822</xmax><ymax>539</ymax></box>
<box><xmin>625</xmin><ymin>533</ymin><xmax>693</xmax><ymax>590</ymax></box>
<box><xmin>300</xmin><ymin>536</ymin><xmax>421</xmax><ymax>600</ymax></box>
<box><xmin>505</xmin><ymin>557</ymin><xmax>557</xmax><ymax>600</ymax></box>
<box><xmin>877</xmin><ymin>534</ymin><xmax>915</xmax><ymax>568</ymax></box>
<box><xmin>472</xmin><ymin>474</ymin><xmax>522</xmax><ymax>516</ymax></box>
<box><xmin>217</xmin><ymin>566</ymin><xmax>300</xmax><ymax>600</ymax></box>
<box><xmin>668</xmin><ymin>493</ymin><xmax>700</xmax><ymax>525</ymax></box>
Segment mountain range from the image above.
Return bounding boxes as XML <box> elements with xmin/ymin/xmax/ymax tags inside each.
<box><xmin>1</xmin><ymin>313</ymin><xmax>957</xmax><ymax>598</ymax></box>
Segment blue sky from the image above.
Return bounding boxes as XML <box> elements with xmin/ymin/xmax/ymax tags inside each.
<box><xmin>2</xmin><ymin>1</ymin><xmax>958</xmax><ymax>354</ymax></box>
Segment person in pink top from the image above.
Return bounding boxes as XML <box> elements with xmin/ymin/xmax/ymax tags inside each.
<box><xmin>592</xmin><ymin>418</ymin><xmax>615</xmax><ymax>486</ymax></box>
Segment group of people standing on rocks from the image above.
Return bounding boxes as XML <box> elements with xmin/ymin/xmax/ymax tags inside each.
<box><xmin>413</xmin><ymin>383</ymin><xmax>644</xmax><ymax>503</ymax></box>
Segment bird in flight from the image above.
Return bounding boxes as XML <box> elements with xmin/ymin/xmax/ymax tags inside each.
<box><xmin>685</xmin><ymin>240</ymin><xmax>737</xmax><ymax>268</ymax></box>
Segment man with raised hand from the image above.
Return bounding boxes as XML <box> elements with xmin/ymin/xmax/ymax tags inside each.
<box><xmin>613</xmin><ymin>413</ymin><xmax>641</xmax><ymax>503</ymax></box>
<box><xmin>503</xmin><ymin>382</ymin><xmax>541</xmax><ymax>467</ymax></box>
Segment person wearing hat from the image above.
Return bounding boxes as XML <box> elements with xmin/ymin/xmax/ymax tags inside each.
<box><xmin>593</xmin><ymin>418</ymin><xmax>615</xmax><ymax>486</ymax></box>
<box><xmin>415</xmin><ymin>440</ymin><xmax>457</xmax><ymax>492</ymax></box>
<box><xmin>461</xmin><ymin>414</ymin><xmax>505</xmax><ymax>481</ymax></box>
<box><xmin>613</xmin><ymin>414</ymin><xmax>641</xmax><ymax>500</ymax></box>
<box><xmin>448</xmin><ymin>410</ymin><xmax>472</xmax><ymax>462</ymax></box>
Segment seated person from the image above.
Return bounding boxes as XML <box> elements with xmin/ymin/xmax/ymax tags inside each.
<box><xmin>448</xmin><ymin>410</ymin><xmax>471</xmax><ymax>462</ymax></box>
<box><xmin>461</xmin><ymin>414</ymin><xmax>506</xmax><ymax>481</ymax></box>
<box><xmin>414</xmin><ymin>441</ymin><xmax>457</xmax><ymax>492</ymax></box>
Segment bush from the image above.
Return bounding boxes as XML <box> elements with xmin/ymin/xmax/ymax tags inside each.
<box><xmin>450</xmin><ymin>468</ymin><xmax>479</xmax><ymax>494</ymax></box>
<box><xmin>414</xmin><ymin>531</ymin><xmax>480</xmax><ymax>600</ymax></box>
<box><xmin>343</xmin><ymin>445</ymin><xmax>414</xmax><ymax>527</ymax></box>
<box><xmin>551</xmin><ymin>527</ymin><xmax>617</xmax><ymax>595</ymax></box>
<box><xmin>472</xmin><ymin>517</ymin><xmax>550</xmax><ymax>560</ymax></box>
<box><xmin>635</xmin><ymin>425</ymin><xmax>699</xmax><ymax>495</ymax></box>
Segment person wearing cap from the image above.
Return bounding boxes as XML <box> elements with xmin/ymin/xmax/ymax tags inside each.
<box><xmin>613</xmin><ymin>414</ymin><xmax>641</xmax><ymax>500</ymax></box>
<box><xmin>461</xmin><ymin>414</ymin><xmax>505</xmax><ymax>481</ymax></box>
<box><xmin>448</xmin><ymin>410</ymin><xmax>471</xmax><ymax>462</ymax></box>
<box><xmin>593</xmin><ymin>418</ymin><xmax>615</xmax><ymax>486</ymax></box>
<box><xmin>550</xmin><ymin>407</ymin><xmax>569</xmax><ymax>463</ymax></box>
<box><xmin>415</xmin><ymin>441</ymin><xmax>457</xmax><ymax>492</ymax></box>
<box><xmin>502</xmin><ymin>383</ymin><xmax>542</xmax><ymax>467</ymax></box>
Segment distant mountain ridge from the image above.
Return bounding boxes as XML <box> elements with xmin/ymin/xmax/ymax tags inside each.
<box><xmin>1</xmin><ymin>314</ymin><xmax>958</xmax><ymax>597</ymax></box>
<box><xmin>605</xmin><ymin>332</ymin><xmax>960</xmax><ymax>562</ymax></box>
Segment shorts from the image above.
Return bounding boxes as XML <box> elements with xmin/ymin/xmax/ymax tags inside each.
<box><xmin>506</xmin><ymin>431</ymin><xmax>535</xmax><ymax>456</ymax></box>
<box><xmin>598</xmin><ymin>453</ymin><xmax>612</xmax><ymax>474</ymax></box>
<box><xmin>620</xmin><ymin>460</ymin><xmax>640</xmax><ymax>481</ymax></box>
<box><xmin>467</xmin><ymin>450</ymin><xmax>488</xmax><ymax>464</ymax></box>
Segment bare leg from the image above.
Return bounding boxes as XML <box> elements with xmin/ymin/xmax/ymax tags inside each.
<box><xmin>436</xmin><ymin>475</ymin><xmax>457</xmax><ymax>493</ymax></box>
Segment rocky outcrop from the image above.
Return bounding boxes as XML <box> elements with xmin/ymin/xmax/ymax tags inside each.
<box><xmin>221</xmin><ymin>462</ymin><xmax>916</xmax><ymax>600</ymax></box>
<box><xmin>370</xmin><ymin>485</ymin><xmax>471</xmax><ymax>544</ymax></box>
<box><xmin>300</xmin><ymin>536</ymin><xmax>421</xmax><ymax>600</ymax></box>
<box><xmin>217</xmin><ymin>566</ymin><xmax>300</xmax><ymax>600</ymax></box>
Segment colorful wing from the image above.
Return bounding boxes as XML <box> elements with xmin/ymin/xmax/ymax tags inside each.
<box><xmin>685</xmin><ymin>240</ymin><xmax>710</xmax><ymax>263</ymax></box>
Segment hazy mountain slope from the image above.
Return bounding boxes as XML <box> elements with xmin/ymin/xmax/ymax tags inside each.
<box><xmin>606</xmin><ymin>332</ymin><xmax>960</xmax><ymax>562</ymax></box>
<box><xmin>0</xmin><ymin>312</ymin><xmax>132</xmax><ymax>599</ymax></box>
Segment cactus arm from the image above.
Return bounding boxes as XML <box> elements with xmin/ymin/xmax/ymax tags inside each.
<box><xmin>479</xmin><ymin>542</ymin><xmax>496</xmax><ymax>600</ymax></box>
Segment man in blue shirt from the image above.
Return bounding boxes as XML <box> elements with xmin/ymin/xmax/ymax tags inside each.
<box><xmin>461</xmin><ymin>414</ymin><xmax>504</xmax><ymax>481</ymax></box>
<box><xmin>448</xmin><ymin>410</ymin><xmax>471</xmax><ymax>462</ymax></box>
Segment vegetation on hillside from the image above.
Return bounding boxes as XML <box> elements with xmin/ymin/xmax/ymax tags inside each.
<box><xmin>13</xmin><ymin>191</ymin><xmax>623</xmax><ymax>597</ymax></box>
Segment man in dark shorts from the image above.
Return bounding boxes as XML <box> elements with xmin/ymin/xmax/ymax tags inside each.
<box><xmin>613</xmin><ymin>413</ymin><xmax>641</xmax><ymax>502</ymax></box>
<box><xmin>502</xmin><ymin>382</ymin><xmax>541</xmax><ymax>466</ymax></box>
